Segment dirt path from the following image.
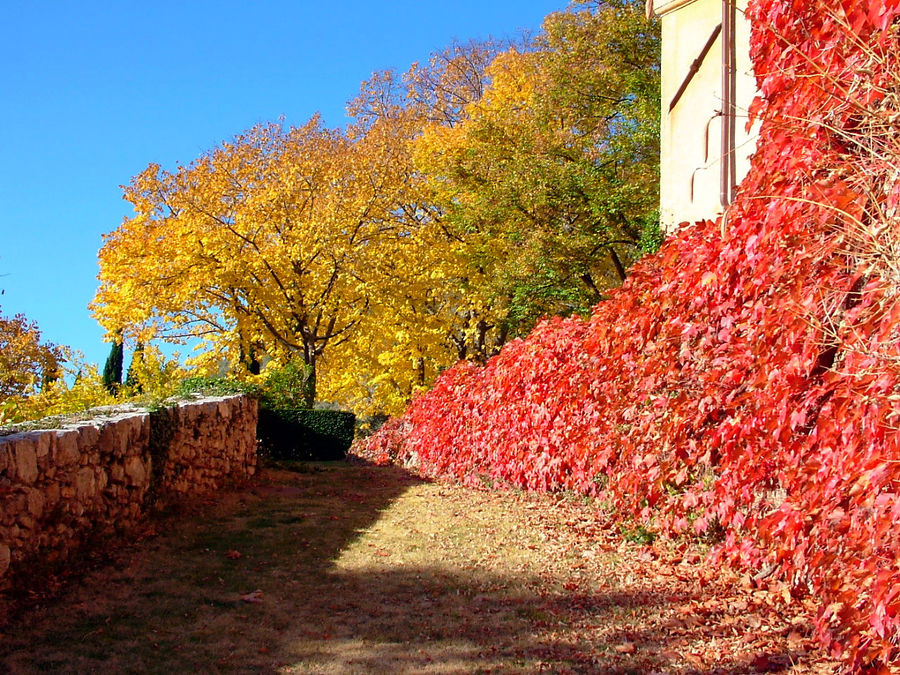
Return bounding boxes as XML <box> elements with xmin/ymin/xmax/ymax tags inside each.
<box><xmin>0</xmin><ymin>461</ymin><xmax>836</xmax><ymax>674</ymax></box>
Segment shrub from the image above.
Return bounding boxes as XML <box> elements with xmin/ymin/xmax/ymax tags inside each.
<box><xmin>176</xmin><ymin>376</ymin><xmax>259</xmax><ymax>398</ymax></box>
<box><xmin>259</xmin><ymin>359</ymin><xmax>315</xmax><ymax>410</ymax></box>
<box><xmin>257</xmin><ymin>408</ymin><xmax>355</xmax><ymax>461</ymax></box>
<box><xmin>2</xmin><ymin>362</ymin><xmax>116</xmax><ymax>425</ymax></box>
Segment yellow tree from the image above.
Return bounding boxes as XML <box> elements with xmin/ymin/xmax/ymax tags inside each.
<box><xmin>323</xmin><ymin>40</ymin><xmax>524</xmax><ymax>414</ymax></box>
<box><xmin>93</xmin><ymin>7</ymin><xmax>658</xmax><ymax>415</ymax></box>
<box><xmin>93</xmin><ymin>117</ymin><xmax>415</xmax><ymax>404</ymax></box>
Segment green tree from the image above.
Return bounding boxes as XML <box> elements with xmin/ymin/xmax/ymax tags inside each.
<box><xmin>101</xmin><ymin>338</ymin><xmax>124</xmax><ymax>394</ymax></box>
<box><xmin>415</xmin><ymin>0</ymin><xmax>661</xmax><ymax>330</ymax></box>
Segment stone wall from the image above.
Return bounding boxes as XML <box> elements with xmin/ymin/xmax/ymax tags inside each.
<box><xmin>0</xmin><ymin>395</ymin><xmax>257</xmax><ymax>603</ymax></box>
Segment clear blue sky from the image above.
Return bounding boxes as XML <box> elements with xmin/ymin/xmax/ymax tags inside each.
<box><xmin>0</xmin><ymin>0</ymin><xmax>567</xmax><ymax>370</ymax></box>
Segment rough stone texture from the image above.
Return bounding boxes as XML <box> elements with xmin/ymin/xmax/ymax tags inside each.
<box><xmin>0</xmin><ymin>395</ymin><xmax>258</xmax><ymax>603</ymax></box>
<box><xmin>12</xmin><ymin>442</ymin><xmax>38</xmax><ymax>485</ymax></box>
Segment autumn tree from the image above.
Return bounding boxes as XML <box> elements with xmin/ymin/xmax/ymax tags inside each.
<box><xmin>355</xmin><ymin>38</ymin><xmax>527</xmax><ymax>343</ymax></box>
<box><xmin>415</xmin><ymin>0</ymin><xmax>661</xmax><ymax>330</ymax></box>
<box><xmin>326</xmin><ymin>39</ymin><xmax>524</xmax><ymax>413</ymax></box>
<box><xmin>93</xmin><ymin>116</ymin><xmax>426</xmax><ymax>405</ymax></box>
<box><xmin>0</xmin><ymin>308</ymin><xmax>62</xmax><ymax>403</ymax></box>
<box><xmin>92</xmin><ymin>5</ymin><xmax>660</xmax><ymax>415</ymax></box>
<box><xmin>124</xmin><ymin>342</ymin><xmax>143</xmax><ymax>392</ymax></box>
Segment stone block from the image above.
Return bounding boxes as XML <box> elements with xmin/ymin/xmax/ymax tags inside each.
<box><xmin>35</xmin><ymin>432</ymin><xmax>52</xmax><ymax>459</ymax></box>
<box><xmin>74</xmin><ymin>424</ymin><xmax>100</xmax><ymax>450</ymax></box>
<box><xmin>0</xmin><ymin>543</ymin><xmax>10</xmax><ymax>576</ymax></box>
<box><xmin>25</xmin><ymin>488</ymin><xmax>45</xmax><ymax>518</ymax></box>
<box><xmin>0</xmin><ymin>494</ymin><xmax>18</xmax><ymax>526</ymax></box>
<box><xmin>109</xmin><ymin>463</ymin><xmax>125</xmax><ymax>483</ymax></box>
<box><xmin>44</xmin><ymin>483</ymin><xmax>60</xmax><ymax>510</ymax></box>
<box><xmin>74</xmin><ymin>467</ymin><xmax>96</xmax><ymax>499</ymax></box>
<box><xmin>12</xmin><ymin>440</ymin><xmax>39</xmax><ymax>485</ymax></box>
<box><xmin>125</xmin><ymin>417</ymin><xmax>147</xmax><ymax>451</ymax></box>
<box><xmin>97</xmin><ymin>423</ymin><xmax>124</xmax><ymax>457</ymax></box>
<box><xmin>54</xmin><ymin>430</ymin><xmax>81</xmax><ymax>467</ymax></box>
<box><xmin>124</xmin><ymin>456</ymin><xmax>147</xmax><ymax>485</ymax></box>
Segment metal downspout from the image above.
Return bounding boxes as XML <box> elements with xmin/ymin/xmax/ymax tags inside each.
<box><xmin>720</xmin><ymin>0</ymin><xmax>738</xmax><ymax>208</ymax></box>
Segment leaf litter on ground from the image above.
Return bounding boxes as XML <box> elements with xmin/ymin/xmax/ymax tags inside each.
<box><xmin>0</xmin><ymin>457</ymin><xmax>839</xmax><ymax>673</ymax></box>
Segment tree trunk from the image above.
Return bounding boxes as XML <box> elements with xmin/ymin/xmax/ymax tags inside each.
<box><xmin>416</xmin><ymin>357</ymin><xmax>426</xmax><ymax>386</ymax></box>
<box><xmin>302</xmin><ymin>351</ymin><xmax>317</xmax><ymax>408</ymax></box>
<box><xmin>609</xmin><ymin>247</ymin><xmax>627</xmax><ymax>282</ymax></box>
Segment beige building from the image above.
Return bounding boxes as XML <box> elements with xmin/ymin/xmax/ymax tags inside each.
<box><xmin>651</xmin><ymin>0</ymin><xmax>758</xmax><ymax>232</ymax></box>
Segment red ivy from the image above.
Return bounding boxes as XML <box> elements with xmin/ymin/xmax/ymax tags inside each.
<box><xmin>366</xmin><ymin>0</ymin><xmax>900</xmax><ymax>668</ymax></box>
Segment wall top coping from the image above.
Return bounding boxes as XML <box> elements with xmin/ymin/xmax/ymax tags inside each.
<box><xmin>0</xmin><ymin>394</ymin><xmax>251</xmax><ymax>443</ymax></box>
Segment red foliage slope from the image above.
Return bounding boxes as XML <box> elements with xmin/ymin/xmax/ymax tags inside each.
<box><xmin>366</xmin><ymin>0</ymin><xmax>900</xmax><ymax>667</ymax></box>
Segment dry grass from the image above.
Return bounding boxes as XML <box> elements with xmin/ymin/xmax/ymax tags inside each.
<box><xmin>0</xmin><ymin>459</ymin><xmax>837</xmax><ymax>673</ymax></box>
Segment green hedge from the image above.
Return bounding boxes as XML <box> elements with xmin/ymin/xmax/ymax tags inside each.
<box><xmin>177</xmin><ymin>376</ymin><xmax>260</xmax><ymax>398</ymax></box>
<box><xmin>257</xmin><ymin>408</ymin><xmax>355</xmax><ymax>461</ymax></box>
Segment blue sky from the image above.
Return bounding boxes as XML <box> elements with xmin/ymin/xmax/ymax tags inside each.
<box><xmin>0</xmin><ymin>0</ymin><xmax>566</xmax><ymax>369</ymax></box>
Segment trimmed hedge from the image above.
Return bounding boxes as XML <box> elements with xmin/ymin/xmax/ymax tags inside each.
<box><xmin>257</xmin><ymin>408</ymin><xmax>355</xmax><ymax>461</ymax></box>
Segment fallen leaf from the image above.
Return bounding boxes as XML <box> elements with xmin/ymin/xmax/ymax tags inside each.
<box><xmin>752</xmin><ymin>653</ymin><xmax>776</xmax><ymax>671</ymax></box>
<box><xmin>240</xmin><ymin>590</ymin><xmax>263</xmax><ymax>603</ymax></box>
<box><xmin>787</xmin><ymin>630</ymin><xmax>805</xmax><ymax>650</ymax></box>
<box><xmin>684</xmin><ymin>652</ymin><xmax>706</xmax><ymax>668</ymax></box>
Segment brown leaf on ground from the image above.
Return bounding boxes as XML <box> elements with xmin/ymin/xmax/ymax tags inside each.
<box><xmin>240</xmin><ymin>590</ymin><xmax>263</xmax><ymax>603</ymax></box>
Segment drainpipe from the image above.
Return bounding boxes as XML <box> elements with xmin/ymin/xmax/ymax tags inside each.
<box><xmin>720</xmin><ymin>0</ymin><xmax>737</xmax><ymax>208</ymax></box>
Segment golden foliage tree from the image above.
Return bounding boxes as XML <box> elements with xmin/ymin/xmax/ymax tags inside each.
<box><xmin>0</xmin><ymin>309</ymin><xmax>62</xmax><ymax>402</ymax></box>
<box><xmin>93</xmin><ymin>116</ymin><xmax>433</xmax><ymax>407</ymax></box>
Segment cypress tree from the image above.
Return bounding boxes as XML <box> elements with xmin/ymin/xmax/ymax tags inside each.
<box><xmin>101</xmin><ymin>340</ymin><xmax>124</xmax><ymax>394</ymax></box>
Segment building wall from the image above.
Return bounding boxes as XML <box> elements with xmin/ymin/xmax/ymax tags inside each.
<box><xmin>656</xmin><ymin>0</ymin><xmax>758</xmax><ymax>232</ymax></box>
